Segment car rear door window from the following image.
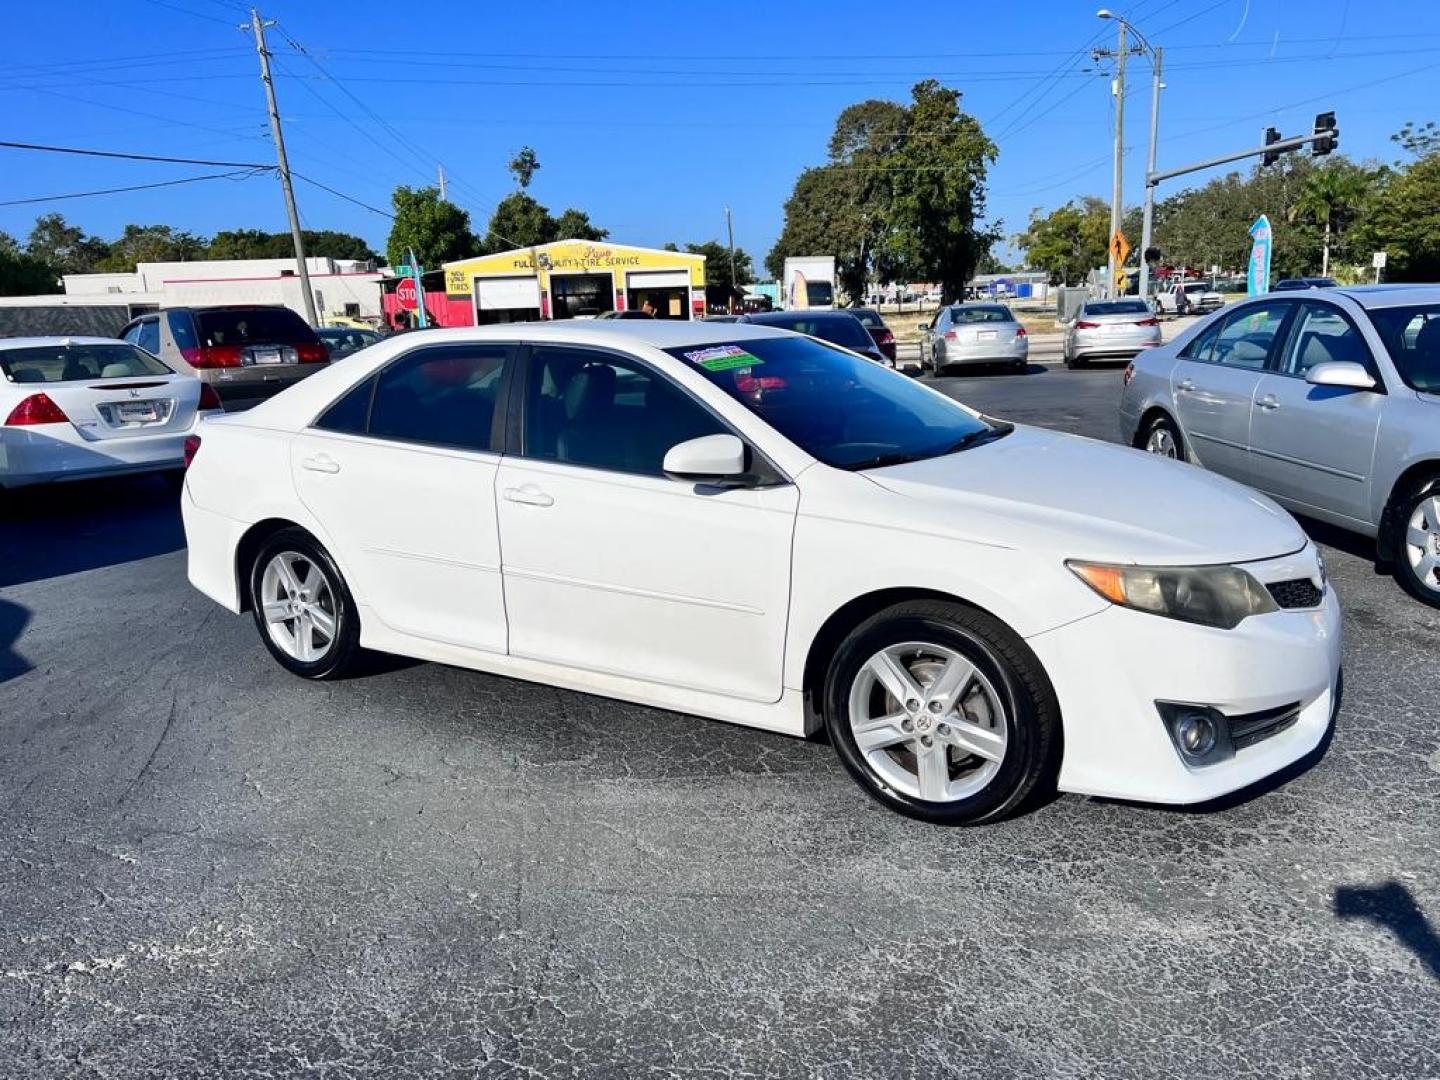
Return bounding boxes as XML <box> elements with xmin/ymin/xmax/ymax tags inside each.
<box><xmin>522</xmin><ymin>346</ymin><xmax>724</xmax><ymax>477</ymax></box>
<box><xmin>314</xmin><ymin>375</ymin><xmax>376</xmax><ymax>435</ymax></box>
<box><xmin>1212</xmin><ymin>302</ymin><xmax>1291</xmax><ymax>370</ymax></box>
<box><xmin>1278</xmin><ymin>302</ymin><xmax>1373</xmax><ymax>378</ymax></box>
<box><xmin>366</xmin><ymin>344</ymin><xmax>510</xmax><ymax>452</ymax></box>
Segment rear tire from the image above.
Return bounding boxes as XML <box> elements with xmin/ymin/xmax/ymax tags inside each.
<box><xmin>1390</xmin><ymin>480</ymin><xmax>1440</xmax><ymax>608</ymax></box>
<box><xmin>1141</xmin><ymin>413</ymin><xmax>1186</xmax><ymax>462</ymax></box>
<box><xmin>248</xmin><ymin>527</ymin><xmax>364</xmax><ymax>679</ymax></box>
<box><xmin>823</xmin><ymin>601</ymin><xmax>1061</xmax><ymax>825</ymax></box>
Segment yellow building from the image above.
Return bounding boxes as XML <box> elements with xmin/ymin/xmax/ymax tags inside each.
<box><xmin>442</xmin><ymin>240</ymin><xmax>707</xmax><ymax>324</ymax></box>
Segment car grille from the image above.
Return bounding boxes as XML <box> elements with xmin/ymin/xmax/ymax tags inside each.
<box><xmin>1229</xmin><ymin>702</ymin><xmax>1302</xmax><ymax>751</ymax></box>
<box><xmin>1267</xmin><ymin>578</ymin><xmax>1323</xmax><ymax>609</ymax></box>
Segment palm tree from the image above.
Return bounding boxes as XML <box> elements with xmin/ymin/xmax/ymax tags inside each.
<box><xmin>1288</xmin><ymin>167</ymin><xmax>1370</xmax><ymax>277</ymax></box>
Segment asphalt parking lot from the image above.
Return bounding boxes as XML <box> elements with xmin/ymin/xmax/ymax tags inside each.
<box><xmin>3</xmin><ymin>364</ymin><xmax>1438</xmax><ymax>1078</ymax></box>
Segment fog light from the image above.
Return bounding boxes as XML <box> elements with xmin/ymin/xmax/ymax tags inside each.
<box><xmin>1175</xmin><ymin>712</ymin><xmax>1217</xmax><ymax>756</ymax></box>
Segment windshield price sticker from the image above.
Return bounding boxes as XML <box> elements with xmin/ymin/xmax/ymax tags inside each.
<box><xmin>685</xmin><ymin>345</ymin><xmax>764</xmax><ymax>372</ymax></box>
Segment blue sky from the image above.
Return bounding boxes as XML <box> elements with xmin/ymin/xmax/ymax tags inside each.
<box><xmin>4</xmin><ymin>0</ymin><xmax>1439</xmax><ymax>272</ymax></box>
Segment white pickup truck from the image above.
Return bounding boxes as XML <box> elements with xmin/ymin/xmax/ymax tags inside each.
<box><xmin>1155</xmin><ymin>280</ymin><xmax>1224</xmax><ymax>316</ymax></box>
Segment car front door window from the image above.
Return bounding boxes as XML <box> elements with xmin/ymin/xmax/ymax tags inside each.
<box><xmin>1212</xmin><ymin>302</ymin><xmax>1291</xmax><ymax>370</ymax></box>
<box><xmin>1278</xmin><ymin>302</ymin><xmax>1375</xmax><ymax>380</ymax></box>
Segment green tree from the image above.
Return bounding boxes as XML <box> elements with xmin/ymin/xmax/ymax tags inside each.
<box><xmin>209</xmin><ymin>228</ymin><xmax>378</xmax><ymax>262</ymax></box>
<box><xmin>1286</xmin><ymin>162</ymin><xmax>1373</xmax><ymax>277</ymax></box>
<box><xmin>553</xmin><ymin>208</ymin><xmax>608</xmax><ymax>242</ymax></box>
<box><xmin>0</xmin><ymin>242</ymin><xmax>60</xmax><ymax>296</ymax></box>
<box><xmin>26</xmin><ymin>213</ymin><xmax>108</xmax><ymax>275</ymax></box>
<box><xmin>387</xmin><ymin>185</ymin><xmax>477</xmax><ymax>267</ymax></box>
<box><xmin>482</xmin><ymin>191</ymin><xmax>556</xmax><ymax>251</ymax></box>
<box><xmin>1016</xmin><ymin>197</ymin><xmax>1111</xmax><ymax>285</ymax></box>
<box><xmin>1392</xmin><ymin>120</ymin><xmax>1440</xmax><ymax>159</ymax></box>
<box><xmin>508</xmin><ymin>146</ymin><xmax>540</xmax><ymax>189</ymax></box>
<box><xmin>1357</xmin><ymin>152</ymin><xmax>1440</xmax><ymax>281</ymax></box>
<box><xmin>100</xmin><ymin>224</ymin><xmax>206</xmax><ymax>271</ymax></box>
<box><xmin>684</xmin><ymin>240</ymin><xmax>753</xmax><ymax>310</ymax></box>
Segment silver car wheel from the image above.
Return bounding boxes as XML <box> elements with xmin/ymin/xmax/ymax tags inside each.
<box><xmin>847</xmin><ymin>642</ymin><xmax>1008</xmax><ymax>803</ymax></box>
<box><xmin>1145</xmin><ymin>427</ymin><xmax>1178</xmax><ymax>458</ymax></box>
<box><xmin>260</xmin><ymin>551</ymin><xmax>338</xmax><ymax>662</ymax></box>
<box><xmin>1404</xmin><ymin>497</ymin><xmax>1440</xmax><ymax>593</ymax></box>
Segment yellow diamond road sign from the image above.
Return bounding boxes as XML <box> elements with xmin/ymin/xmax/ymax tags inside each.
<box><xmin>1110</xmin><ymin>230</ymin><xmax>1131</xmax><ymax>266</ymax></box>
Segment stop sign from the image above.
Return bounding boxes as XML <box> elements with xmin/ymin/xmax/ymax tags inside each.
<box><xmin>395</xmin><ymin>278</ymin><xmax>418</xmax><ymax>310</ymax></box>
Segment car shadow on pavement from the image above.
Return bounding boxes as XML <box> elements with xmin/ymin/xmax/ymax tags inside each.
<box><xmin>0</xmin><ymin>473</ymin><xmax>186</xmax><ymax>588</ymax></box>
<box><xmin>0</xmin><ymin>598</ymin><xmax>32</xmax><ymax>685</ymax></box>
<box><xmin>1334</xmin><ymin>880</ymin><xmax>1440</xmax><ymax>982</ymax></box>
<box><xmin>1294</xmin><ymin>513</ymin><xmax>1388</xmax><ymax>569</ymax></box>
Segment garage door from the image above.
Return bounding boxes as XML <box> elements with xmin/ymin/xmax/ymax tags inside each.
<box><xmin>475</xmin><ymin>276</ymin><xmax>541</xmax><ymax>311</ymax></box>
<box><xmin>626</xmin><ymin>270</ymin><xmax>690</xmax><ymax>290</ymax></box>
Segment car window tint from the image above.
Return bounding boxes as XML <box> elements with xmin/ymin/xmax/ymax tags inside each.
<box><xmin>367</xmin><ymin>344</ymin><xmax>509</xmax><ymax>452</ymax></box>
<box><xmin>1212</xmin><ymin>303</ymin><xmax>1289</xmax><ymax>370</ymax></box>
<box><xmin>137</xmin><ymin>319</ymin><xmax>161</xmax><ymax>356</ymax></box>
<box><xmin>1181</xmin><ymin>322</ymin><xmax>1221</xmax><ymax>362</ymax></box>
<box><xmin>314</xmin><ymin>375</ymin><xmax>376</xmax><ymax>434</ymax></box>
<box><xmin>1280</xmin><ymin>303</ymin><xmax>1371</xmax><ymax>377</ymax></box>
<box><xmin>167</xmin><ymin>312</ymin><xmax>198</xmax><ymax>352</ymax></box>
<box><xmin>950</xmin><ymin>306</ymin><xmax>1012</xmax><ymax>324</ymax></box>
<box><xmin>1366</xmin><ymin>304</ymin><xmax>1440</xmax><ymax>393</ymax></box>
<box><xmin>121</xmin><ymin>324</ymin><xmax>142</xmax><ymax>346</ymax></box>
<box><xmin>0</xmin><ymin>343</ymin><xmax>170</xmax><ymax>383</ymax></box>
<box><xmin>523</xmin><ymin>346</ymin><xmax>724</xmax><ymax>477</ymax></box>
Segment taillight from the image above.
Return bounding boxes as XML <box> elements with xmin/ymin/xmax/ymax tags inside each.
<box><xmin>5</xmin><ymin>392</ymin><xmax>68</xmax><ymax>426</ymax></box>
<box><xmin>1123</xmin><ymin>363</ymin><xmax>1136</xmax><ymax>386</ymax></box>
<box><xmin>297</xmin><ymin>342</ymin><xmax>329</xmax><ymax>364</ymax></box>
<box><xmin>1136</xmin><ymin>317</ymin><xmax>1159</xmax><ymax>327</ymax></box>
<box><xmin>1015</xmin><ymin>326</ymin><xmax>1028</xmax><ymax>337</ymax></box>
<box><xmin>876</xmin><ymin>328</ymin><xmax>895</xmax><ymax>343</ymax></box>
<box><xmin>197</xmin><ymin>383</ymin><xmax>223</xmax><ymax>411</ymax></box>
<box><xmin>1074</xmin><ymin>320</ymin><xmax>1100</xmax><ymax>330</ymax></box>
<box><xmin>183</xmin><ymin>434</ymin><xmax>202</xmax><ymax>469</ymax></box>
<box><xmin>181</xmin><ymin>345</ymin><xmax>242</xmax><ymax>369</ymax></box>
<box><xmin>944</xmin><ymin>330</ymin><xmax>959</xmax><ymax>340</ymax></box>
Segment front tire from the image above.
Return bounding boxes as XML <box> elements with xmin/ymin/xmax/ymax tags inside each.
<box><xmin>1391</xmin><ymin>481</ymin><xmax>1440</xmax><ymax>608</ymax></box>
<box><xmin>1141</xmin><ymin>413</ymin><xmax>1186</xmax><ymax>462</ymax></box>
<box><xmin>248</xmin><ymin>527</ymin><xmax>364</xmax><ymax>679</ymax></box>
<box><xmin>823</xmin><ymin>601</ymin><xmax>1061</xmax><ymax>825</ymax></box>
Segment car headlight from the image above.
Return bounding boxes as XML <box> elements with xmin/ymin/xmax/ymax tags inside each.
<box><xmin>1067</xmin><ymin>560</ymin><xmax>1278</xmax><ymax>629</ymax></box>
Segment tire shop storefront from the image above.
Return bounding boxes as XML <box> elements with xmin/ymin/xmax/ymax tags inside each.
<box><xmin>443</xmin><ymin>240</ymin><xmax>706</xmax><ymax>324</ymax></box>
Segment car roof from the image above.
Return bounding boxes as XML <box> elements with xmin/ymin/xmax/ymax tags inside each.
<box><xmin>0</xmin><ymin>335</ymin><xmax>126</xmax><ymax>351</ymax></box>
<box><xmin>1330</xmin><ymin>284</ymin><xmax>1440</xmax><ymax>310</ymax></box>
<box><xmin>340</xmin><ymin>319</ymin><xmax>799</xmax><ymax>350</ymax></box>
<box><xmin>742</xmin><ymin>310</ymin><xmax>858</xmax><ymax>322</ymax></box>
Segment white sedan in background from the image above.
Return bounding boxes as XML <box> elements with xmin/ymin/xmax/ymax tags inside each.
<box><xmin>182</xmin><ymin>321</ymin><xmax>1340</xmax><ymax>824</ymax></box>
<box><xmin>1</xmin><ymin>337</ymin><xmax>221</xmax><ymax>490</ymax></box>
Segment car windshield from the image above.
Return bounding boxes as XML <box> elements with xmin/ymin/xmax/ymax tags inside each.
<box><xmin>1183</xmin><ymin>283</ymin><xmax>1212</xmax><ymax>294</ymax></box>
<box><xmin>951</xmin><ymin>306</ymin><xmax>1013</xmax><ymax>324</ymax></box>
<box><xmin>0</xmin><ymin>342</ymin><xmax>171</xmax><ymax>383</ymax></box>
<box><xmin>1366</xmin><ymin>304</ymin><xmax>1440</xmax><ymax>393</ymax></box>
<box><xmin>850</xmin><ymin>309</ymin><xmax>883</xmax><ymax>328</ymax></box>
<box><xmin>747</xmin><ymin>314</ymin><xmax>872</xmax><ymax>350</ymax></box>
<box><xmin>666</xmin><ymin>336</ymin><xmax>1003</xmax><ymax>470</ymax></box>
<box><xmin>1085</xmin><ymin>301</ymin><xmax>1150</xmax><ymax>316</ymax></box>
<box><xmin>196</xmin><ymin>307</ymin><xmax>315</xmax><ymax>347</ymax></box>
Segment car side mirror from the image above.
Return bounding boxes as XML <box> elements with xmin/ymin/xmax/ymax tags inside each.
<box><xmin>663</xmin><ymin>434</ymin><xmax>750</xmax><ymax>485</ymax></box>
<box><xmin>917</xmin><ymin>323</ymin><xmax>929</xmax><ymax>332</ymax></box>
<box><xmin>1305</xmin><ymin>361</ymin><xmax>1376</xmax><ymax>390</ymax></box>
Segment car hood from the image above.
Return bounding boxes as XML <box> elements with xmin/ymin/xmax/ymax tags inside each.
<box><xmin>863</xmin><ymin>424</ymin><xmax>1305</xmax><ymax>565</ymax></box>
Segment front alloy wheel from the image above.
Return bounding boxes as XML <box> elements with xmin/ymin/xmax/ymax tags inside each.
<box><xmin>824</xmin><ymin>601</ymin><xmax>1060</xmax><ymax>824</ymax></box>
<box><xmin>249</xmin><ymin>527</ymin><xmax>363</xmax><ymax>679</ymax></box>
<box><xmin>1142</xmin><ymin>414</ymin><xmax>1185</xmax><ymax>461</ymax></box>
<box><xmin>1394</xmin><ymin>485</ymin><xmax>1440</xmax><ymax>607</ymax></box>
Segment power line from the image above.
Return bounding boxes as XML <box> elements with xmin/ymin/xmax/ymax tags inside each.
<box><xmin>135</xmin><ymin>0</ymin><xmax>237</xmax><ymax>25</ymax></box>
<box><xmin>0</xmin><ymin>168</ymin><xmax>268</xmax><ymax>207</ymax></box>
<box><xmin>291</xmin><ymin>172</ymin><xmax>394</xmax><ymax>218</ymax></box>
<box><xmin>0</xmin><ymin>139</ymin><xmax>271</xmax><ymax>167</ymax></box>
<box><xmin>0</xmin><ymin>78</ymin><xmax>265</xmax><ymax>143</ymax></box>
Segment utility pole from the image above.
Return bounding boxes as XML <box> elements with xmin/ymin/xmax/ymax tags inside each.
<box><xmin>1138</xmin><ymin>46</ymin><xmax>1162</xmax><ymax>300</ymax></box>
<box><xmin>246</xmin><ymin>8</ymin><xmax>317</xmax><ymax>326</ymax></box>
<box><xmin>1107</xmin><ymin>19</ymin><xmax>1127</xmax><ymax>299</ymax></box>
<box><xmin>725</xmin><ymin>206</ymin><xmax>737</xmax><ymax>314</ymax></box>
<box><xmin>438</xmin><ymin>164</ymin><xmax>447</xmax><ymax>201</ymax></box>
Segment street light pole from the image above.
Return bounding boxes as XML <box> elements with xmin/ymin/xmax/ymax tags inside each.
<box><xmin>725</xmin><ymin>206</ymin><xmax>737</xmax><ymax>314</ymax></box>
<box><xmin>1139</xmin><ymin>46</ymin><xmax>1162</xmax><ymax>300</ymax></box>
<box><xmin>1107</xmin><ymin>19</ymin><xmax>1127</xmax><ymax>299</ymax></box>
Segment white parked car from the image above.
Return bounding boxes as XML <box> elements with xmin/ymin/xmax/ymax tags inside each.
<box><xmin>1</xmin><ymin>336</ymin><xmax>221</xmax><ymax>490</ymax></box>
<box><xmin>182</xmin><ymin>322</ymin><xmax>1340</xmax><ymax>824</ymax></box>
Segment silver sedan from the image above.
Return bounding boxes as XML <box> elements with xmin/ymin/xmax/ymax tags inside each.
<box><xmin>1119</xmin><ymin>284</ymin><xmax>1440</xmax><ymax>606</ymax></box>
<box><xmin>919</xmin><ymin>303</ymin><xmax>1028</xmax><ymax>374</ymax></box>
<box><xmin>1064</xmin><ymin>298</ymin><xmax>1162</xmax><ymax>368</ymax></box>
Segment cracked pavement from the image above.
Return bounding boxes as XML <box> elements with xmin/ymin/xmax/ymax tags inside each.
<box><xmin>2</xmin><ymin>365</ymin><xmax>1438</xmax><ymax>1078</ymax></box>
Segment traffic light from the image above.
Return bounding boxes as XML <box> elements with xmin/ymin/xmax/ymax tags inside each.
<box><xmin>1262</xmin><ymin>127</ymin><xmax>1283</xmax><ymax>167</ymax></box>
<box><xmin>1312</xmin><ymin>111</ymin><xmax>1338</xmax><ymax>156</ymax></box>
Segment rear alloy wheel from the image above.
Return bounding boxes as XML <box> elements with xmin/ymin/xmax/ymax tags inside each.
<box><xmin>1393</xmin><ymin>483</ymin><xmax>1440</xmax><ymax>608</ymax></box>
<box><xmin>824</xmin><ymin>601</ymin><xmax>1060</xmax><ymax>824</ymax></box>
<box><xmin>1142</xmin><ymin>413</ymin><xmax>1185</xmax><ymax>462</ymax></box>
<box><xmin>249</xmin><ymin>528</ymin><xmax>363</xmax><ymax>679</ymax></box>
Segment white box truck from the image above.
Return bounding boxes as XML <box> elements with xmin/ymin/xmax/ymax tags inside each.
<box><xmin>783</xmin><ymin>256</ymin><xmax>837</xmax><ymax>310</ymax></box>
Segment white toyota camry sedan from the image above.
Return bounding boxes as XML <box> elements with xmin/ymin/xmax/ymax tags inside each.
<box><xmin>182</xmin><ymin>321</ymin><xmax>1341</xmax><ymax>824</ymax></box>
<box><xmin>2</xmin><ymin>336</ymin><xmax>221</xmax><ymax>490</ymax></box>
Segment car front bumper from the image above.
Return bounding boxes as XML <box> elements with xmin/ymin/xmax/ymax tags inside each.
<box><xmin>1027</xmin><ymin>555</ymin><xmax>1342</xmax><ymax>805</ymax></box>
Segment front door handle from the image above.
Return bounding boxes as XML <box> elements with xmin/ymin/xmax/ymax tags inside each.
<box><xmin>1257</xmin><ymin>395</ymin><xmax>1280</xmax><ymax>411</ymax></box>
<box><xmin>503</xmin><ymin>485</ymin><xmax>554</xmax><ymax>507</ymax></box>
<box><xmin>302</xmin><ymin>454</ymin><xmax>340</xmax><ymax>474</ymax></box>
<box><xmin>1177</xmin><ymin>378</ymin><xmax>1197</xmax><ymax>393</ymax></box>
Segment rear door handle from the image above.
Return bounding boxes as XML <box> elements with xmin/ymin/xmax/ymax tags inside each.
<box><xmin>302</xmin><ymin>454</ymin><xmax>340</xmax><ymax>474</ymax></box>
<box><xmin>1177</xmin><ymin>378</ymin><xmax>1197</xmax><ymax>392</ymax></box>
<box><xmin>1257</xmin><ymin>395</ymin><xmax>1280</xmax><ymax>411</ymax></box>
<box><xmin>503</xmin><ymin>485</ymin><xmax>554</xmax><ymax>507</ymax></box>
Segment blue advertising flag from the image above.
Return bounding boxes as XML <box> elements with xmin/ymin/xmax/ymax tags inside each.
<box><xmin>1247</xmin><ymin>215</ymin><xmax>1273</xmax><ymax>296</ymax></box>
